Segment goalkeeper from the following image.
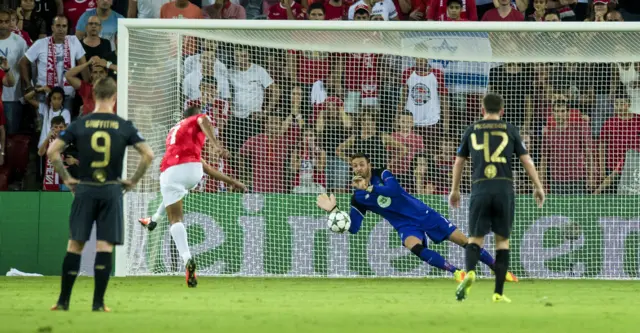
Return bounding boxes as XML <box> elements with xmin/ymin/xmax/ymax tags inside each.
<box><xmin>316</xmin><ymin>152</ymin><xmax>517</xmax><ymax>282</ymax></box>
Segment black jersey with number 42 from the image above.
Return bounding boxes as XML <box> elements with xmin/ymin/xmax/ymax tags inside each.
<box><xmin>59</xmin><ymin>113</ymin><xmax>145</xmax><ymax>184</ymax></box>
<box><xmin>457</xmin><ymin>119</ymin><xmax>528</xmax><ymax>193</ymax></box>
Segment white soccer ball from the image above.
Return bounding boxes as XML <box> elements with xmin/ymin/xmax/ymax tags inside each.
<box><xmin>327</xmin><ymin>210</ymin><xmax>351</xmax><ymax>233</ymax></box>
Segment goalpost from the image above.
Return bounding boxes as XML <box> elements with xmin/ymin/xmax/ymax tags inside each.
<box><xmin>116</xmin><ymin>19</ymin><xmax>640</xmax><ymax>279</ymax></box>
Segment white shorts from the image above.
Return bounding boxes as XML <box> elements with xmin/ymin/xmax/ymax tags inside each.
<box><xmin>159</xmin><ymin>162</ymin><xmax>203</xmax><ymax>207</ymax></box>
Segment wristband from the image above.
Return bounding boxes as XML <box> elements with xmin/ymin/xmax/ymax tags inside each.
<box><xmin>329</xmin><ymin>206</ymin><xmax>338</xmax><ymax>213</ymax></box>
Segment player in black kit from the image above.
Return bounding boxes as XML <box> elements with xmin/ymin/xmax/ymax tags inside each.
<box><xmin>47</xmin><ymin>78</ymin><xmax>154</xmax><ymax>312</ymax></box>
<box><xmin>449</xmin><ymin>93</ymin><xmax>545</xmax><ymax>303</ymax></box>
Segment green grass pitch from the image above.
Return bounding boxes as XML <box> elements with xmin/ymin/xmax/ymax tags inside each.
<box><xmin>1</xmin><ymin>277</ymin><xmax>638</xmax><ymax>333</ymax></box>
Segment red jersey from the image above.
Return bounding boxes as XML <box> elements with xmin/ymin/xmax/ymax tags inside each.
<box><xmin>79</xmin><ymin>81</ymin><xmax>118</xmax><ymax>115</ymax></box>
<box><xmin>482</xmin><ymin>8</ymin><xmax>524</xmax><ymax>21</ymax></box>
<box><xmin>240</xmin><ymin>133</ymin><xmax>288</xmax><ymax>193</ymax></box>
<box><xmin>410</xmin><ymin>0</ymin><xmax>427</xmax><ymax>19</ymax></box>
<box><xmin>267</xmin><ymin>2</ymin><xmax>306</xmax><ymax>20</ymax></box>
<box><xmin>324</xmin><ymin>0</ymin><xmax>348</xmax><ymax>20</ymax></box>
<box><xmin>600</xmin><ymin>114</ymin><xmax>640</xmax><ymax>171</ymax></box>
<box><xmin>443</xmin><ymin>17</ymin><xmax>468</xmax><ymax>21</ymax></box>
<box><xmin>388</xmin><ymin>131</ymin><xmax>424</xmax><ymax>175</ymax></box>
<box><xmin>542</xmin><ymin>119</ymin><xmax>591</xmax><ymax>183</ymax></box>
<box><xmin>64</xmin><ymin>0</ymin><xmax>96</xmax><ymax>32</ymax></box>
<box><xmin>160</xmin><ymin>114</ymin><xmax>207</xmax><ymax>172</ymax></box>
<box><xmin>344</xmin><ymin>53</ymin><xmax>378</xmax><ymax>98</ymax></box>
<box><xmin>185</xmin><ymin>98</ymin><xmax>229</xmax><ymax>137</ymax></box>
<box><xmin>290</xmin><ymin>50</ymin><xmax>333</xmax><ymax>84</ymax></box>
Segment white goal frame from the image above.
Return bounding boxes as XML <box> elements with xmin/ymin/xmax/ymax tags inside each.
<box><xmin>114</xmin><ymin>19</ymin><xmax>640</xmax><ymax>277</ymax></box>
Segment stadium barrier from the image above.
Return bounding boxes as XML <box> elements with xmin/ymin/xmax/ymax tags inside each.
<box><xmin>2</xmin><ymin>192</ymin><xmax>637</xmax><ymax>278</ymax></box>
<box><xmin>127</xmin><ymin>193</ymin><xmax>640</xmax><ymax>279</ymax></box>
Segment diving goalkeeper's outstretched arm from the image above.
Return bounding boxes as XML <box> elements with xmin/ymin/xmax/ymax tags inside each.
<box><xmin>316</xmin><ymin>193</ymin><xmax>365</xmax><ymax>234</ymax></box>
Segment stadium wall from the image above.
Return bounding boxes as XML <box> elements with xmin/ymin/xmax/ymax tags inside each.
<box><xmin>0</xmin><ymin>192</ymin><xmax>72</xmax><ymax>275</ymax></box>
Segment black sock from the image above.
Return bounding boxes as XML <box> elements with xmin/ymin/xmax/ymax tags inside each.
<box><xmin>93</xmin><ymin>252</ymin><xmax>113</xmax><ymax>308</ymax></box>
<box><xmin>465</xmin><ymin>243</ymin><xmax>481</xmax><ymax>273</ymax></box>
<box><xmin>494</xmin><ymin>249</ymin><xmax>510</xmax><ymax>295</ymax></box>
<box><xmin>58</xmin><ymin>252</ymin><xmax>82</xmax><ymax>306</ymax></box>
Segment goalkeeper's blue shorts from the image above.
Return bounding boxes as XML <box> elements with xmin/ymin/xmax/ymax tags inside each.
<box><xmin>396</xmin><ymin>212</ymin><xmax>457</xmax><ymax>245</ymax></box>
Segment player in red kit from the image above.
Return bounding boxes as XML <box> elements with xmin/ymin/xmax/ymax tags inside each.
<box><xmin>138</xmin><ymin>106</ymin><xmax>245</xmax><ymax>287</ymax></box>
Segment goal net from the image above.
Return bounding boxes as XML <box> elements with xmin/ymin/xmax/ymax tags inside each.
<box><xmin>117</xmin><ymin>20</ymin><xmax>640</xmax><ymax>279</ymax></box>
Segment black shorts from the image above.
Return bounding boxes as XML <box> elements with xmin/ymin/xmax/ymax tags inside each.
<box><xmin>468</xmin><ymin>192</ymin><xmax>514</xmax><ymax>238</ymax></box>
<box><xmin>69</xmin><ymin>184</ymin><xmax>124</xmax><ymax>245</ymax></box>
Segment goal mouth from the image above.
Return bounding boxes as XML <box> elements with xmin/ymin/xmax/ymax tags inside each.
<box><xmin>116</xmin><ymin>20</ymin><xmax>640</xmax><ymax>280</ymax></box>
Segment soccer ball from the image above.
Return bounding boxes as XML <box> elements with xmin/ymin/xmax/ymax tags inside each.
<box><xmin>327</xmin><ymin>210</ymin><xmax>351</xmax><ymax>233</ymax></box>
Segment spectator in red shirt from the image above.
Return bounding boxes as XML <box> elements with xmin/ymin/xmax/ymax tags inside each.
<box><xmin>343</xmin><ymin>52</ymin><xmax>378</xmax><ymax>114</ymax></box>
<box><xmin>409</xmin><ymin>0</ymin><xmax>426</xmax><ymax>20</ymax></box>
<box><xmin>388</xmin><ymin>111</ymin><xmax>424</xmax><ymax>190</ymax></box>
<box><xmin>268</xmin><ymin>0</ymin><xmax>306</xmax><ymax>19</ymax></box>
<box><xmin>63</xmin><ymin>0</ymin><xmax>96</xmax><ymax>34</ymax></box>
<box><xmin>65</xmin><ymin>58</ymin><xmax>116</xmax><ymax>115</ymax></box>
<box><xmin>599</xmin><ymin>91</ymin><xmax>640</xmax><ymax>179</ymax></box>
<box><xmin>540</xmin><ymin>99</ymin><xmax>594</xmax><ymax>194</ymax></box>
<box><xmin>291</xmin><ymin>125</ymin><xmax>327</xmax><ymax>193</ymax></box>
<box><xmin>428</xmin><ymin>0</ymin><xmax>477</xmax><ymax>21</ymax></box>
<box><xmin>287</xmin><ymin>41</ymin><xmax>341</xmax><ymax>121</ymax></box>
<box><xmin>324</xmin><ymin>0</ymin><xmax>349</xmax><ymax>20</ymax></box>
<box><xmin>482</xmin><ymin>0</ymin><xmax>524</xmax><ymax>21</ymax></box>
<box><xmin>240</xmin><ymin>114</ymin><xmax>292</xmax><ymax>193</ymax></box>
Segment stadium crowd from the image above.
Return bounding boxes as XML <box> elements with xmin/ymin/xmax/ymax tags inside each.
<box><xmin>0</xmin><ymin>0</ymin><xmax>639</xmax><ymax>195</ymax></box>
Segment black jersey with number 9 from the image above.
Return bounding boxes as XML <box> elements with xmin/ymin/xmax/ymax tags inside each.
<box><xmin>59</xmin><ymin>113</ymin><xmax>145</xmax><ymax>184</ymax></box>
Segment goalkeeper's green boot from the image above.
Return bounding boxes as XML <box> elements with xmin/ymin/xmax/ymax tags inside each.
<box><xmin>455</xmin><ymin>270</ymin><xmax>476</xmax><ymax>301</ymax></box>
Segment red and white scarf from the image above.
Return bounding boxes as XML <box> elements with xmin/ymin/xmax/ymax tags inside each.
<box><xmin>43</xmin><ymin>137</ymin><xmax>61</xmax><ymax>191</ymax></box>
<box><xmin>47</xmin><ymin>36</ymin><xmax>72</xmax><ymax>88</ymax></box>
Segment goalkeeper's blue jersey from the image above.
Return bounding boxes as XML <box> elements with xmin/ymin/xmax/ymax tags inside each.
<box><xmin>349</xmin><ymin>169</ymin><xmax>437</xmax><ymax>232</ymax></box>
